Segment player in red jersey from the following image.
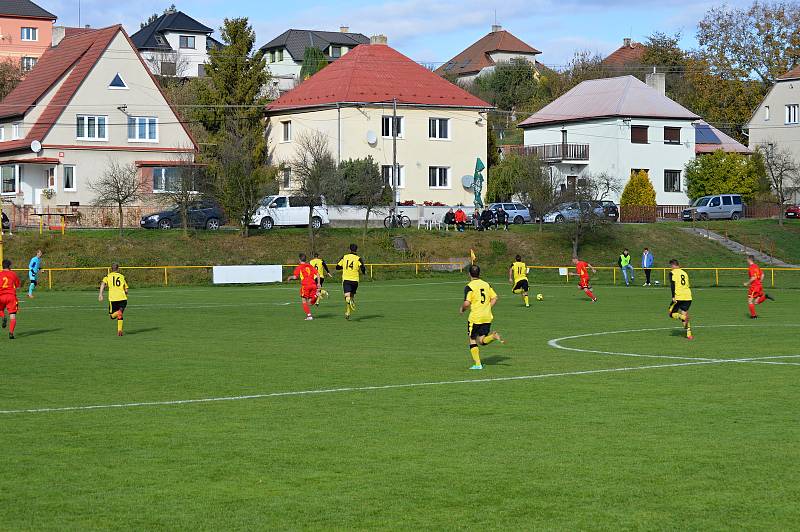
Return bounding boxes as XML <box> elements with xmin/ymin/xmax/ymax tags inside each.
<box><xmin>572</xmin><ymin>256</ymin><xmax>597</xmax><ymax>302</ymax></box>
<box><xmin>0</xmin><ymin>259</ymin><xmax>22</xmax><ymax>339</ymax></box>
<box><xmin>287</xmin><ymin>253</ymin><xmax>321</xmax><ymax>320</ymax></box>
<box><xmin>745</xmin><ymin>255</ymin><xmax>773</xmax><ymax>319</ymax></box>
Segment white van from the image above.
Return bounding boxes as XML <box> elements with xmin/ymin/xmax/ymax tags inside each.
<box><xmin>249</xmin><ymin>195</ymin><xmax>330</xmax><ymax>230</ymax></box>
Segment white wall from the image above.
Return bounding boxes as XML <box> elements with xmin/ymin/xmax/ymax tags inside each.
<box><xmin>266</xmin><ymin>47</ymin><xmax>301</xmax><ymax>92</ymax></box>
<box><xmin>140</xmin><ymin>31</ymin><xmax>210</xmax><ymax>77</ymax></box>
<box><xmin>522</xmin><ymin>117</ymin><xmax>694</xmax><ymax>204</ymax></box>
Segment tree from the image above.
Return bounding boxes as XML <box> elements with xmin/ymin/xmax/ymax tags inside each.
<box><xmin>759</xmin><ymin>143</ymin><xmax>800</xmax><ymax>226</ymax></box>
<box><xmin>559</xmin><ymin>172</ymin><xmax>621</xmax><ymax>255</ymax></box>
<box><xmin>486</xmin><ymin>155</ymin><xmax>520</xmax><ymax>202</ymax></box>
<box><xmin>90</xmin><ymin>161</ymin><xmax>147</xmax><ymax>236</ymax></box>
<box><xmin>155</xmin><ymin>153</ymin><xmax>210</xmax><ymax>236</ymax></box>
<box><xmin>620</xmin><ymin>170</ymin><xmax>657</xmax><ymax>206</ymax></box>
<box><xmin>684</xmin><ymin>150</ymin><xmax>767</xmax><ymax>202</ymax></box>
<box><xmin>472</xmin><ymin>58</ymin><xmax>545</xmax><ymax>111</ymax></box>
<box><xmin>513</xmin><ymin>155</ymin><xmax>558</xmax><ymax>232</ymax></box>
<box><xmin>487</xmin><ymin>125</ymin><xmax>500</xmax><ymax>169</ymax></box>
<box><xmin>0</xmin><ymin>60</ymin><xmax>22</xmax><ymax>101</ymax></box>
<box><xmin>140</xmin><ymin>4</ymin><xmax>176</xmax><ymax>28</ymax></box>
<box><xmin>291</xmin><ymin>131</ymin><xmax>337</xmax><ymax>251</ymax></box>
<box><xmin>299</xmin><ymin>47</ymin><xmax>327</xmax><ymax>80</ymax></box>
<box><xmin>335</xmin><ymin>157</ymin><xmax>390</xmax><ymax>244</ymax></box>
<box><xmin>697</xmin><ymin>1</ymin><xmax>800</xmax><ymax>86</ymax></box>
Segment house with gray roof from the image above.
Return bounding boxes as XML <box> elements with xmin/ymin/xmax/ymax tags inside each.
<box><xmin>130</xmin><ymin>10</ymin><xmax>221</xmax><ymax>77</ymax></box>
<box><xmin>517</xmin><ymin>74</ymin><xmax>699</xmax><ymax>205</ymax></box>
<box><xmin>260</xmin><ymin>27</ymin><xmax>369</xmax><ymax>93</ymax></box>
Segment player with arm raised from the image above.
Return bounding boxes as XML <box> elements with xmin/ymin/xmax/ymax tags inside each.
<box><xmin>509</xmin><ymin>255</ymin><xmax>530</xmax><ymax>307</ymax></box>
<box><xmin>0</xmin><ymin>259</ymin><xmax>22</xmax><ymax>339</ymax></box>
<box><xmin>745</xmin><ymin>255</ymin><xmax>774</xmax><ymax>319</ymax></box>
<box><xmin>309</xmin><ymin>252</ymin><xmax>332</xmax><ymax>303</ymax></box>
<box><xmin>668</xmin><ymin>259</ymin><xmax>693</xmax><ymax>340</ymax></box>
<box><xmin>461</xmin><ymin>264</ymin><xmax>504</xmax><ymax>370</ymax></box>
<box><xmin>99</xmin><ymin>263</ymin><xmax>128</xmax><ymax>337</ymax></box>
<box><xmin>287</xmin><ymin>253</ymin><xmax>320</xmax><ymax>320</ymax></box>
<box><xmin>336</xmin><ymin>243</ymin><xmax>366</xmax><ymax>320</ymax></box>
<box><xmin>572</xmin><ymin>256</ymin><xmax>597</xmax><ymax>302</ymax></box>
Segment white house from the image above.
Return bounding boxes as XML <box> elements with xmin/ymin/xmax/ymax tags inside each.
<box><xmin>266</xmin><ymin>36</ymin><xmax>492</xmax><ymax>206</ymax></box>
<box><xmin>130</xmin><ymin>10</ymin><xmax>221</xmax><ymax>78</ymax></box>
<box><xmin>517</xmin><ymin>75</ymin><xmax>699</xmax><ymax>205</ymax></box>
<box><xmin>260</xmin><ymin>28</ymin><xmax>370</xmax><ymax>94</ymax></box>
<box><xmin>0</xmin><ymin>25</ymin><xmax>197</xmax><ymax>209</ymax></box>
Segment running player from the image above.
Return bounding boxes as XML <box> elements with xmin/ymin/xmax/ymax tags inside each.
<box><xmin>745</xmin><ymin>255</ymin><xmax>774</xmax><ymax>319</ymax></box>
<box><xmin>287</xmin><ymin>253</ymin><xmax>320</xmax><ymax>320</ymax></box>
<box><xmin>0</xmin><ymin>259</ymin><xmax>21</xmax><ymax>339</ymax></box>
<box><xmin>509</xmin><ymin>254</ymin><xmax>530</xmax><ymax>307</ymax></box>
<box><xmin>309</xmin><ymin>252</ymin><xmax>332</xmax><ymax>303</ymax></box>
<box><xmin>668</xmin><ymin>259</ymin><xmax>693</xmax><ymax>340</ymax></box>
<box><xmin>336</xmin><ymin>243</ymin><xmax>365</xmax><ymax>320</ymax></box>
<box><xmin>99</xmin><ymin>263</ymin><xmax>128</xmax><ymax>336</ymax></box>
<box><xmin>461</xmin><ymin>264</ymin><xmax>503</xmax><ymax>370</ymax></box>
<box><xmin>572</xmin><ymin>256</ymin><xmax>597</xmax><ymax>302</ymax></box>
<box><xmin>27</xmin><ymin>249</ymin><xmax>42</xmax><ymax>299</ymax></box>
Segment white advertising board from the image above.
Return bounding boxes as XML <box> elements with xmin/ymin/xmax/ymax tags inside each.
<box><xmin>212</xmin><ymin>265</ymin><xmax>283</xmax><ymax>284</ymax></box>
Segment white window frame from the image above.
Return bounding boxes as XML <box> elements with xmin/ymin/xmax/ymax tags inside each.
<box><xmin>152</xmin><ymin>167</ymin><xmax>194</xmax><ymax>193</ymax></box>
<box><xmin>277</xmin><ymin>49</ymin><xmax>284</xmax><ymax>62</ymax></box>
<box><xmin>20</xmin><ymin>27</ymin><xmax>38</xmax><ymax>41</ymax></box>
<box><xmin>21</xmin><ymin>57</ymin><xmax>37</xmax><ymax>72</ymax></box>
<box><xmin>281</xmin><ymin>120</ymin><xmax>292</xmax><ymax>142</ymax></box>
<box><xmin>11</xmin><ymin>122</ymin><xmax>21</xmax><ymax>140</ymax></box>
<box><xmin>0</xmin><ymin>126</ymin><xmax>4</xmax><ymax>141</ymax></box>
<box><xmin>127</xmin><ymin>116</ymin><xmax>159</xmax><ymax>143</ymax></box>
<box><xmin>428</xmin><ymin>117</ymin><xmax>451</xmax><ymax>140</ymax></box>
<box><xmin>330</xmin><ymin>45</ymin><xmax>342</xmax><ymax>58</ymax></box>
<box><xmin>281</xmin><ymin>166</ymin><xmax>291</xmax><ymax>188</ymax></box>
<box><xmin>428</xmin><ymin>166</ymin><xmax>450</xmax><ymax>189</ymax></box>
<box><xmin>179</xmin><ymin>35</ymin><xmax>196</xmax><ymax>49</ymax></box>
<box><xmin>62</xmin><ymin>165</ymin><xmax>77</xmax><ymax>192</ymax></box>
<box><xmin>381</xmin><ymin>165</ymin><xmax>405</xmax><ymax>189</ymax></box>
<box><xmin>663</xmin><ymin>169</ymin><xmax>681</xmax><ymax>193</ymax></box>
<box><xmin>382</xmin><ymin>116</ymin><xmax>404</xmax><ymax>139</ymax></box>
<box><xmin>786</xmin><ymin>104</ymin><xmax>799</xmax><ymax>125</ymax></box>
<box><xmin>109</xmin><ymin>73</ymin><xmax>128</xmax><ymax>90</ymax></box>
<box><xmin>76</xmin><ymin>115</ymin><xmax>108</xmax><ymax>141</ymax></box>
<box><xmin>1</xmin><ymin>164</ymin><xmax>18</xmax><ymax>195</ymax></box>
<box><xmin>764</xmin><ymin>105</ymin><xmax>770</xmax><ymax>121</ymax></box>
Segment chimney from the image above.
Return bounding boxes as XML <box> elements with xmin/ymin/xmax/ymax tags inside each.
<box><xmin>340</xmin><ymin>26</ymin><xmax>349</xmax><ymax>33</ymax></box>
<box><xmin>85</xmin><ymin>24</ymin><xmax>91</xmax><ymax>29</ymax></box>
<box><xmin>491</xmin><ymin>24</ymin><xmax>502</xmax><ymax>33</ymax></box>
<box><xmin>370</xmin><ymin>34</ymin><xmax>388</xmax><ymax>45</ymax></box>
<box><xmin>623</xmin><ymin>37</ymin><xmax>632</xmax><ymax>48</ymax></box>
<box><xmin>646</xmin><ymin>72</ymin><xmax>666</xmax><ymax>96</ymax></box>
<box><xmin>52</xmin><ymin>25</ymin><xmax>66</xmax><ymax>46</ymax></box>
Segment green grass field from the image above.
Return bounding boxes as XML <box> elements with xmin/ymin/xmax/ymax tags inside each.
<box><xmin>2</xmin><ymin>277</ymin><xmax>799</xmax><ymax>529</ymax></box>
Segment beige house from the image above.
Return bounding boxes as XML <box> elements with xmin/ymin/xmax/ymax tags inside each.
<box><xmin>0</xmin><ymin>25</ymin><xmax>196</xmax><ymax>209</ymax></box>
<box><xmin>266</xmin><ymin>37</ymin><xmax>492</xmax><ymax>206</ymax></box>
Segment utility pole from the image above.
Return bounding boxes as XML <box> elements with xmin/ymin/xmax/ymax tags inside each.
<box><xmin>392</xmin><ymin>97</ymin><xmax>398</xmax><ymax>213</ymax></box>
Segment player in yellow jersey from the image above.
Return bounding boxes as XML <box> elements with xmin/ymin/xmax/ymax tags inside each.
<box><xmin>508</xmin><ymin>254</ymin><xmax>530</xmax><ymax>307</ymax></box>
<box><xmin>460</xmin><ymin>264</ymin><xmax>504</xmax><ymax>370</ymax></box>
<box><xmin>667</xmin><ymin>259</ymin><xmax>693</xmax><ymax>340</ymax></box>
<box><xmin>309</xmin><ymin>252</ymin><xmax>332</xmax><ymax>304</ymax></box>
<box><xmin>336</xmin><ymin>243</ymin><xmax>366</xmax><ymax>320</ymax></box>
<box><xmin>99</xmin><ymin>263</ymin><xmax>129</xmax><ymax>337</ymax></box>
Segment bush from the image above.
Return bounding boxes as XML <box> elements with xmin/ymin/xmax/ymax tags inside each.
<box><xmin>684</xmin><ymin>150</ymin><xmax>767</xmax><ymax>202</ymax></box>
<box><xmin>620</xmin><ymin>170</ymin><xmax>657</xmax><ymax>206</ymax></box>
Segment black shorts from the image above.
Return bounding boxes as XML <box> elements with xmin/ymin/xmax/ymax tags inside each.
<box><xmin>468</xmin><ymin>321</ymin><xmax>491</xmax><ymax>340</ymax></box>
<box><xmin>513</xmin><ymin>279</ymin><xmax>529</xmax><ymax>292</ymax></box>
<box><xmin>109</xmin><ymin>300</ymin><xmax>128</xmax><ymax>314</ymax></box>
<box><xmin>669</xmin><ymin>300</ymin><xmax>691</xmax><ymax>313</ymax></box>
<box><xmin>319</xmin><ymin>277</ymin><xmax>325</xmax><ymax>286</ymax></box>
<box><xmin>29</xmin><ymin>279</ymin><xmax>37</xmax><ymax>286</ymax></box>
<box><xmin>343</xmin><ymin>280</ymin><xmax>359</xmax><ymax>295</ymax></box>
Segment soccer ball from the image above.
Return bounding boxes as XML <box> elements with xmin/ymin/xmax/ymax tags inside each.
<box><xmin>536</xmin><ymin>293</ymin><xmax>544</xmax><ymax>301</ymax></box>
<box><xmin>654</xmin><ymin>281</ymin><xmax>660</xmax><ymax>286</ymax></box>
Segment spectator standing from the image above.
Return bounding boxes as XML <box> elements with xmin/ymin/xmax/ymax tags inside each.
<box><xmin>641</xmin><ymin>247</ymin><xmax>654</xmax><ymax>286</ymax></box>
<box><xmin>454</xmin><ymin>207</ymin><xmax>467</xmax><ymax>232</ymax></box>
<box><xmin>618</xmin><ymin>248</ymin><xmax>634</xmax><ymax>286</ymax></box>
<box><xmin>496</xmin><ymin>206</ymin><xmax>509</xmax><ymax>230</ymax></box>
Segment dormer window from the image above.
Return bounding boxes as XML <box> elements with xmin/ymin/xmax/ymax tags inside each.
<box><xmin>109</xmin><ymin>73</ymin><xmax>128</xmax><ymax>89</ymax></box>
<box><xmin>156</xmin><ymin>35</ymin><xmax>166</xmax><ymax>45</ymax></box>
<box><xmin>330</xmin><ymin>45</ymin><xmax>342</xmax><ymax>58</ymax></box>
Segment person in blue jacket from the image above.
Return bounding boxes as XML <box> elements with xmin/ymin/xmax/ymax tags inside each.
<box><xmin>27</xmin><ymin>249</ymin><xmax>42</xmax><ymax>299</ymax></box>
<box><xmin>641</xmin><ymin>247</ymin><xmax>654</xmax><ymax>286</ymax></box>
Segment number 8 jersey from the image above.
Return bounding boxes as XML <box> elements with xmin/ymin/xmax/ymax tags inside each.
<box><xmin>670</xmin><ymin>268</ymin><xmax>692</xmax><ymax>301</ymax></box>
<box><xmin>464</xmin><ymin>279</ymin><xmax>497</xmax><ymax>324</ymax></box>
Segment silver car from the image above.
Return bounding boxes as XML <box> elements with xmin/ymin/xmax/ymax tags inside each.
<box><xmin>487</xmin><ymin>203</ymin><xmax>532</xmax><ymax>224</ymax></box>
<box><xmin>542</xmin><ymin>201</ymin><xmax>605</xmax><ymax>223</ymax></box>
<box><xmin>682</xmin><ymin>194</ymin><xmax>744</xmax><ymax>221</ymax></box>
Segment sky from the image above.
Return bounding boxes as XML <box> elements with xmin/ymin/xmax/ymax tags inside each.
<box><xmin>41</xmin><ymin>0</ymin><xmax>752</xmax><ymax>67</ymax></box>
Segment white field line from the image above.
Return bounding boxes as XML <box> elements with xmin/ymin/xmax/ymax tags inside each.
<box><xmin>0</xmin><ymin>360</ymin><xmax>723</xmax><ymax>415</ymax></box>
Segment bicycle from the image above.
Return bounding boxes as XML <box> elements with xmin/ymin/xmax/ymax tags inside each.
<box><xmin>384</xmin><ymin>209</ymin><xmax>411</xmax><ymax>229</ymax></box>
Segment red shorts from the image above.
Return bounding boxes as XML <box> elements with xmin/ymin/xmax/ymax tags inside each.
<box><xmin>578</xmin><ymin>277</ymin><xmax>590</xmax><ymax>289</ymax></box>
<box><xmin>748</xmin><ymin>283</ymin><xmax>764</xmax><ymax>298</ymax></box>
<box><xmin>0</xmin><ymin>294</ymin><xmax>18</xmax><ymax>314</ymax></box>
<box><xmin>300</xmin><ymin>284</ymin><xmax>318</xmax><ymax>299</ymax></box>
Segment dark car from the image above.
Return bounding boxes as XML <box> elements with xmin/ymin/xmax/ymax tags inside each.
<box><xmin>785</xmin><ymin>205</ymin><xmax>800</xmax><ymax>219</ymax></box>
<box><xmin>598</xmin><ymin>200</ymin><xmax>619</xmax><ymax>221</ymax></box>
<box><xmin>1</xmin><ymin>210</ymin><xmax>9</xmax><ymax>231</ymax></box>
<box><xmin>140</xmin><ymin>201</ymin><xmax>225</xmax><ymax>230</ymax></box>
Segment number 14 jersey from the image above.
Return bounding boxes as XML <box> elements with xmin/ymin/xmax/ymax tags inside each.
<box><xmin>464</xmin><ymin>279</ymin><xmax>497</xmax><ymax>324</ymax></box>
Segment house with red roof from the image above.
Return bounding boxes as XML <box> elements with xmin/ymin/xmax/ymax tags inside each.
<box><xmin>435</xmin><ymin>25</ymin><xmax>542</xmax><ymax>84</ymax></box>
<box><xmin>0</xmin><ymin>0</ymin><xmax>57</xmax><ymax>72</ymax></box>
<box><xmin>0</xmin><ymin>25</ymin><xmax>196</xmax><ymax>209</ymax></box>
<box><xmin>267</xmin><ymin>35</ymin><xmax>492</xmax><ymax>206</ymax></box>
<box><xmin>601</xmin><ymin>38</ymin><xmax>646</xmax><ymax>70</ymax></box>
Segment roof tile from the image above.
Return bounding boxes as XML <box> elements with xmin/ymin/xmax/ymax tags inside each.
<box><xmin>0</xmin><ymin>0</ymin><xmax>56</xmax><ymax>20</ymax></box>
<box><xmin>435</xmin><ymin>29</ymin><xmax>540</xmax><ymax>77</ymax></box>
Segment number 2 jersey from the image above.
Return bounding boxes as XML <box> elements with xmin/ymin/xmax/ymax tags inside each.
<box><xmin>0</xmin><ymin>270</ymin><xmax>21</xmax><ymax>297</ymax></box>
<box><xmin>464</xmin><ymin>279</ymin><xmax>497</xmax><ymax>324</ymax></box>
<box><xmin>102</xmin><ymin>272</ymin><xmax>128</xmax><ymax>301</ymax></box>
<box><xmin>670</xmin><ymin>268</ymin><xmax>692</xmax><ymax>301</ymax></box>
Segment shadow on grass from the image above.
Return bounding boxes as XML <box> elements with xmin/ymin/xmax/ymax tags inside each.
<box><xmin>669</xmin><ymin>328</ymin><xmax>689</xmax><ymax>337</ymax></box>
<box><xmin>356</xmin><ymin>314</ymin><xmax>383</xmax><ymax>321</ymax></box>
<box><xmin>482</xmin><ymin>355</ymin><xmax>512</xmax><ymax>366</ymax></box>
<box><xmin>124</xmin><ymin>327</ymin><xmax>161</xmax><ymax>336</ymax></box>
<box><xmin>15</xmin><ymin>328</ymin><xmax>62</xmax><ymax>338</ymax></box>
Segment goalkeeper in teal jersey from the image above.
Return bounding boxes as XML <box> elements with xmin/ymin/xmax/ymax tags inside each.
<box><xmin>27</xmin><ymin>249</ymin><xmax>42</xmax><ymax>299</ymax></box>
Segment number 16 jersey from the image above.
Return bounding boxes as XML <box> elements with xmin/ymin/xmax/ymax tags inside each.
<box><xmin>465</xmin><ymin>279</ymin><xmax>497</xmax><ymax>324</ymax></box>
<box><xmin>102</xmin><ymin>272</ymin><xmax>128</xmax><ymax>302</ymax></box>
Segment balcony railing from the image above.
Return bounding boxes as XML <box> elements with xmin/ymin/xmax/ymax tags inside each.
<box><xmin>506</xmin><ymin>143</ymin><xmax>590</xmax><ymax>162</ymax></box>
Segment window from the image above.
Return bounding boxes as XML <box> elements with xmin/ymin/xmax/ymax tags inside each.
<box><xmin>281</xmin><ymin>167</ymin><xmax>291</xmax><ymax>188</ymax></box>
<box><xmin>631</xmin><ymin>125</ymin><xmax>648</xmax><ymax>144</ymax></box>
<box><xmin>63</xmin><ymin>165</ymin><xmax>76</xmax><ymax>191</ymax></box>
<box><xmin>109</xmin><ymin>73</ymin><xmax>127</xmax><ymax>89</ymax></box>
<box><xmin>281</xmin><ymin>121</ymin><xmax>291</xmax><ymax>142</ymax></box>
<box><xmin>156</xmin><ymin>35</ymin><xmax>166</xmax><ymax>45</ymax></box>
<box><xmin>428</xmin><ymin>118</ymin><xmax>450</xmax><ymax>139</ymax></box>
<box><xmin>786</xmin><ymin>104</ymin><xmax>799</xmax><ymax>125</ymax></box>
<box><xmin>76</xmin><ymin>115</ymin><xmax>107</xmax><ymax>140</ymax></box>
<box><xmin>330</xmin><ymin>46</ymin><xmax>342</xmax><ymax>58</ymax></box>
<box><xmin>381</xmin><ymin>165</ymin><xmax>405</xmax><ymax>188</ymax></box>
<box><xmin>198</xmin><ymin>64</ymin><xmax>206</xmax><ymax>77</ymax></box>
<box><xmin>160</xmin><ymin>62</ymin><xmax>177</xmax><ymax>76</ymax></box>
<box><xmin>765</xmin><ymin>106</ymin><xmax>770</xmax><ymax>121</ymax></box>
<box><xmin>733</xmin><ymin>196</ymin><xmax>742</xmax><ymax>205</ymax></box>
<box><xmin>709</xmin><ymin>197</ymin><xmax>721</xmax><ymax>207</ymax></box>
<box><xmin>127</xmin><ymin>116</ymin><xmax>158</xmax><ymax>142</ymax></box>
<box><xmin>722</xmin><ymin>195</ymin><xmax>732</xmax><ymax>205</ymax></box>
<box><xmin>277</xmin><ymin>49</ymin><xmax>283</xmax><ymax>62</ymax></box>
<box><xmin>1</xmin><ymin>165</ymin><xmax>16</xmax><ymax>194</ymax></box>
<box><xmin>11</xmin><ymin>122</ymin><xmax>21</xmax><ymax>140</ymax></box>
<box><xmin>0</xmin><ymin>127</ymin><xmax>4</xmax><ymax>141</ymax></box>
<box><xmin>382</xmin><ymin>116</ymin><xmax>403</xmax><ymax>138</ymax></box>
<box><xmin>20</xmin><ymin>27</ymin><xmax>38</xmax><ymax>41</ymax></box>
<box><xmin>664</xmin><ymin>127</ymin><xmax>681</xmax><ymax>144</ymax></box>
<box><xmin>179</xmin><ymin>35</ymin><xmax>196</xmax><ymax>49</ymax></box>
<box><xmin>663</xmin><ymin>170</ymin><xmax>681</xmax><ymax>192</ymax></box>
<box><xmin>152</xmin><ymin>167</ymin><xmax>190</xmax><ymax>192</ymax></box>
<box><xmin>269</xmin><ymin>50</ymin><xmax>275</xmax><ymax>63</ymax></box>
<box><xmin>428</xmin><ymin>166</ymin><xmax>449</xmax><ymax>189</ymax></box>
<box><xmin>47</xmin><ymin>167</ymin><xmax>56</xmax><ymax>189</ymax></box>
<box><xmin>21</xmin><ymin>57</ymin><xmax>37</xmax><ymax>72</ymax></box>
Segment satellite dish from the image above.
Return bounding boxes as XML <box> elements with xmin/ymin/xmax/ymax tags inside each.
<box><xmin>461</xmin><ymin>175</ymin><xmax>474</xmax><ymax>189</ymax></box>
<box><xmin>30</xmin><ymin>139</ymin><xmax>42</xmax><ymax>153</ymax></box>
<box><xmin>366</xmin><ymin>130</ymin><xmax>377</xmax><ymax>145</ymax></box>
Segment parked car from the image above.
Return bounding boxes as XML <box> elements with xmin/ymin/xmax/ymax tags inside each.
<box><xmin>140</xmin><ymin>201</ymin><xmax>226</xmax><ymax>230</ymax></box>
<box><xmin>249</xmin><ymin>195</ymin><xmax>330</xmax><ymax>230</ymax></box>
<box><xmin>681</xmin><ymin>194</ymin><xmax>743</xmax><ymax>221</ymax></box>
<box><xmin>598</xmin><ymin>200</ymin><xmax>619</xmax><ymax>221</ymax></box>
<box><xmin>487</xmin><ymin>202</ymin><xmax>532</xmax><ymax>224</ymax></box>
<box><xmin>542</xmin><ymin>201</ymin><xmax>605</xmax><ymax>223</ymax></box>
<box><xmin>785</xmin><ymin>205</ymin><xmax>800</xmax><ymax>219</ymax></box>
